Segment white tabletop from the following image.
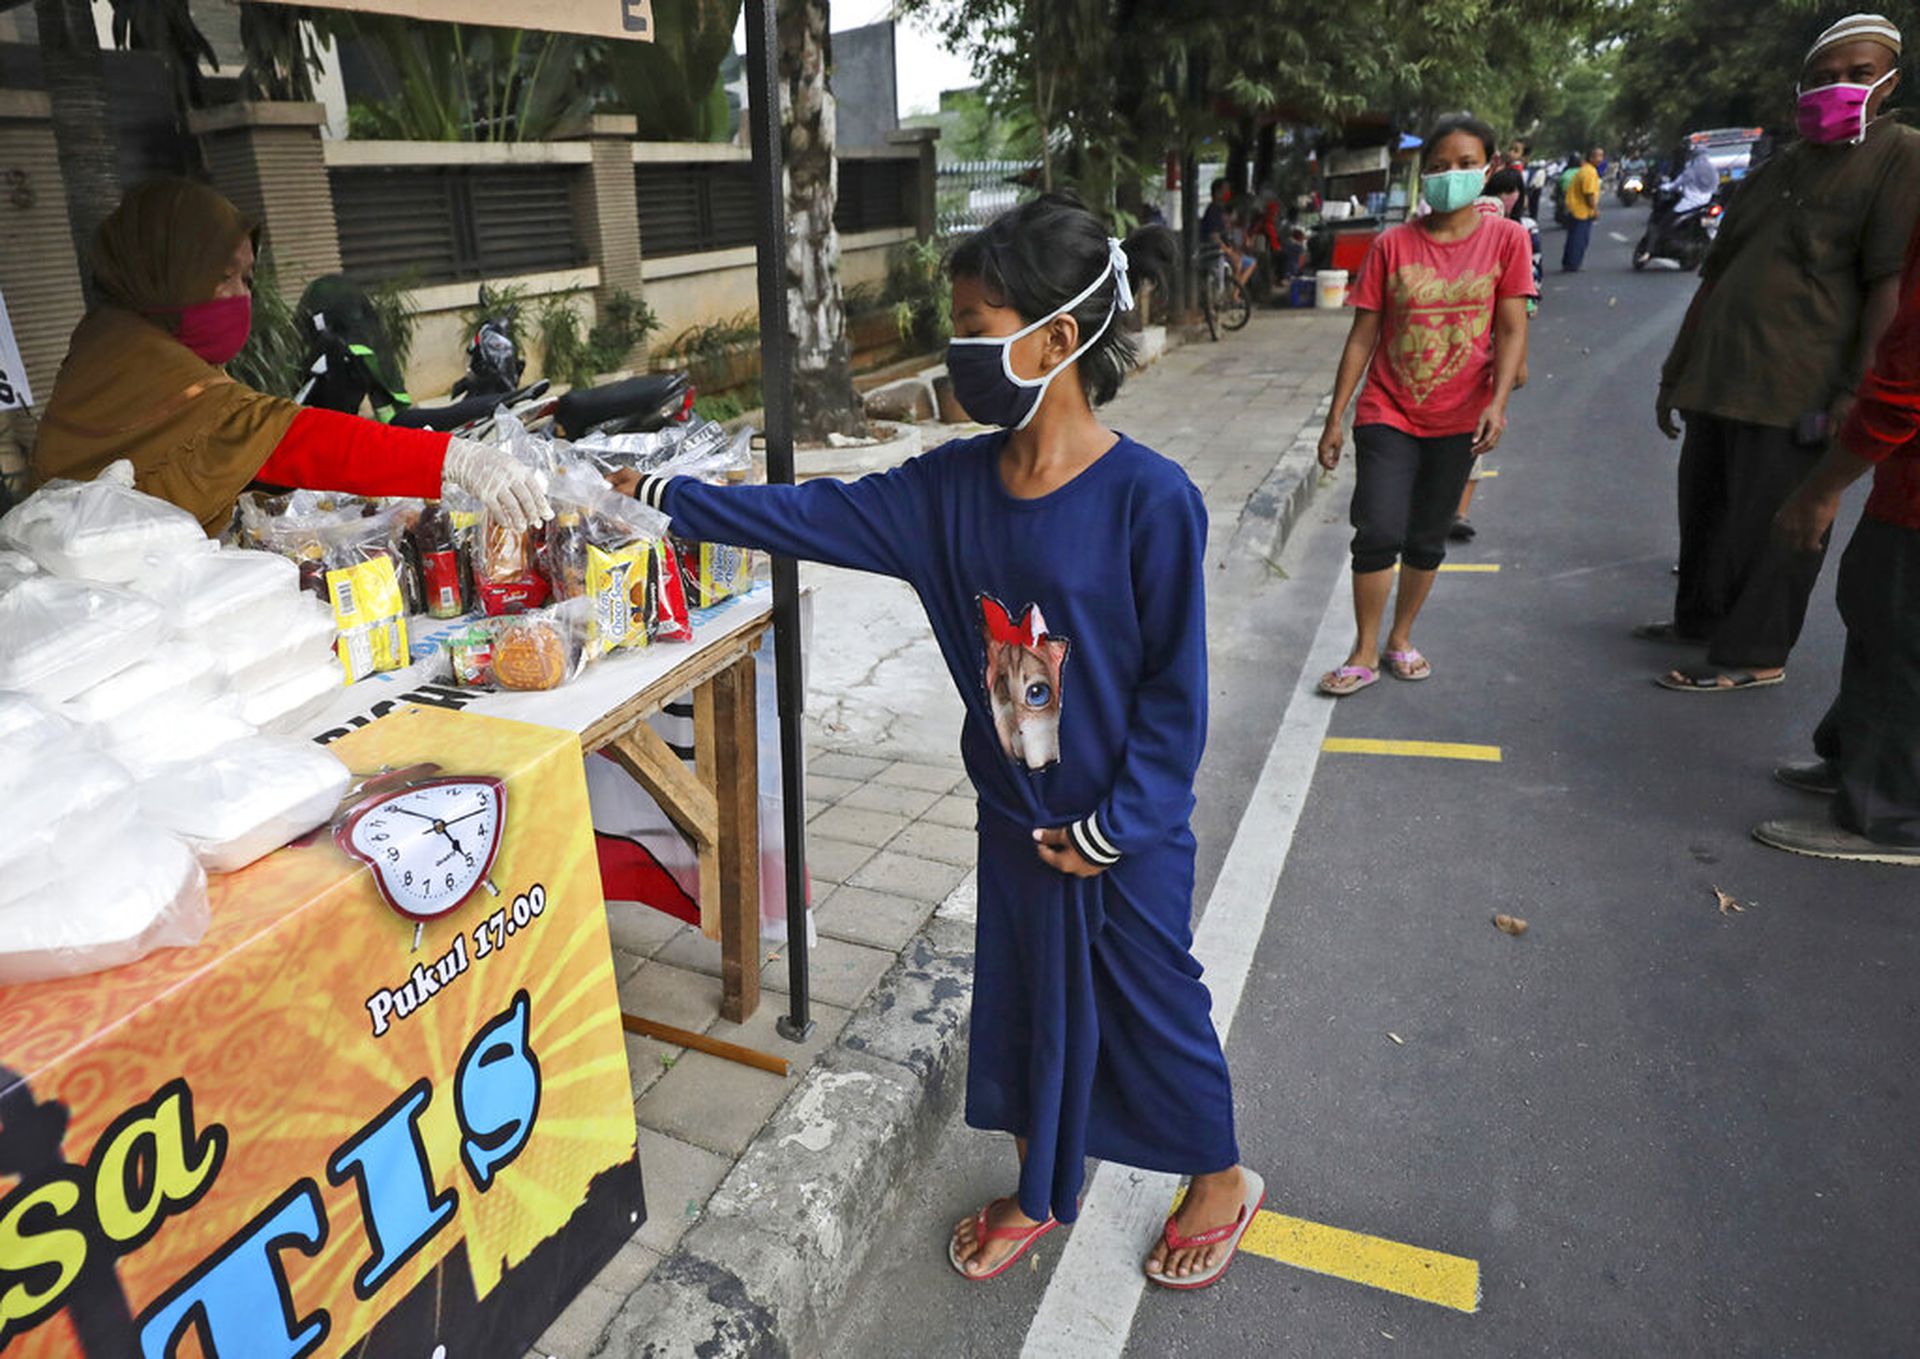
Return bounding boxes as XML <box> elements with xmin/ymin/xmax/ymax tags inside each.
<box><xmin>309</xmin><ymin>582</ymin><xmax>774</xmax><ymax>742</ymax></box>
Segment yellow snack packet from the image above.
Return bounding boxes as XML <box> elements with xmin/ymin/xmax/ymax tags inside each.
<box><xmin>675</xmin><ymin>538</ymin><xmax>753</xmax><ymax>609</ymax></box>
<box><xmin>585</xmin><ymin>541</ymin><xmax>650</xmax><ymax>657</ymax></box>
<box><xmin>327</xmin><ymin>555</ymin><xmax>410</xmax><ymax>683</ymax></box>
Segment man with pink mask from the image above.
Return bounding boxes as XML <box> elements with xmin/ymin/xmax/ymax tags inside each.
<box><xmin>1647</xmin><ymin>14</ymin><xmax>1920</xmax><ymax>694</ymax></box>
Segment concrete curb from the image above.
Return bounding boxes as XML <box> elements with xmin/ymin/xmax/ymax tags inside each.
<box><xmin>602</xmin><ymin>391</ymin><xmax>1337</xmax><ymax>1359</ymax></box>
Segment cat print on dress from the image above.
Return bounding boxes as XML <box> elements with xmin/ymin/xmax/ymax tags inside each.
<box><xmin>979</xmin><ymin>594</ymin><xmax>1069</xmax><ymax>771</ymax></box>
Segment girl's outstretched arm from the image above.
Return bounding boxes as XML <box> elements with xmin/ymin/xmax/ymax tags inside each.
<box><xmin>1057</xmin><ymin>481</ymin><xmax>1210</xmax><ymax>872</ymax></box>
<box><xmin>632</xmin><ymin>461</ymin><xmax>930</xmax><ymax>581</ymax></box>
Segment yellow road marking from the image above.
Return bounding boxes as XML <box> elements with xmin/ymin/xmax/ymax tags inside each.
<box><xmin>1239</xmin><ymin>1208</ymin><xmax>1482</xmax><ymax>1313</ymax></box>
<box><xmin>1394</xmin><ymin>563</ymin><xmax>1502</xmax><ymax>573</ymax></box>
<box><xmin>1322</xmin><ymin>738</ymin><xmax>1503</xmax><ymax>762</ymax></box>
<box><xmin>1478</xmin><ymin>468</ymin><xmax>1501</xmax><ymax>478</ymax></box>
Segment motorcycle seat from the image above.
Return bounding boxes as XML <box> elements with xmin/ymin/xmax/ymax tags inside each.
<box><xmin>555</xmin><ymin>373</ymin><xmax>691</xmax><ymax>439</ymax></box>
<box><xmin>391</xmin><ymin>381</ymin><xmax>546</xmax><ymax>432</ymax></box>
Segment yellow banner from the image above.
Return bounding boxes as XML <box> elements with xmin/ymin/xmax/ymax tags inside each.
<box><xmin>0</xmin><ymin>707</ymin><xmax>639</xmax><ymax>1358</ymax></box>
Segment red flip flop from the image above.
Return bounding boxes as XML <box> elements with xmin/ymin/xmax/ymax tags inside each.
<box><xmin>947</xmin><ymin>1198</ymin><xmax>1059</xmax><ymax>1282</ymax></box>
<box><xmin>1144</xmin><ymin>1168</ymin><xmax>1266</xmax><ymax>1291</ymax></box>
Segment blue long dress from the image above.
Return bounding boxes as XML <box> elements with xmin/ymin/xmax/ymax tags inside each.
<box><xmin>637</xmin><ymin>431</ymin><xmax>1239</xmax><ymax>1223</ymax></box>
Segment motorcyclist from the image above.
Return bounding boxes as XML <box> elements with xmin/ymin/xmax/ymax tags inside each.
<box><xmin>1671</xmin><ymin>146</ymin><xmax>1720</xmax><ymax>216</ymax></box>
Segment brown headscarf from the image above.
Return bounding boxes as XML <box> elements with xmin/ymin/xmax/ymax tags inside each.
<box><xmin>34</xmin><ymin>178</ymin><xmax>302</xmax><ymax>534</ymax></box>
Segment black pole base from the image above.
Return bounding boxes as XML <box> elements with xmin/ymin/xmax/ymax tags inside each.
<box><xmin>776</xmin><ymin>1014</ymin><xmax>817</xmax><ymax>1044</ymax></box>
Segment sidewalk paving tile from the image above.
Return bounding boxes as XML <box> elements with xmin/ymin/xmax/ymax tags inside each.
<box><xmin>624</xmin><ymin>1031</ymin><xmax>679</xmax><ymax>1106</ymax></box>
<box><xmin>837</xmin><ymin>781</ymin><xmax>942</xmax><ymax>818</ymax></box>
<box><xmin>804</xmin><ymin>834</ymin><xmax>879</xmax><ymax>886</ymax></box>
<box><xmin>809</xmin><ymin>803</ymin><xmax>912</xmax><ymax>848</ymax></box>
<box><xmin>617</xmin><ymin>960</ymin><xmax>725</xmax><ymax>1032</ymax></box>
<box><xmin>605</xmin><ymin>901</ymin><xmax>686</xmax><ymax>962</ymax></box>
<box><xmin>814</xmin><ymin>884</ymin><xmax>938</xmax><ymax>952</ymax></box>
<box><xmin>635</xmin><ymin>1000</ymin><xmax>850</xmax><ymax>1157</ymax></box>
<box><xmin>633</xmin><ymin>1128</ymin><xmax>731</xmax><ymax>1255</ymax></box>
<box><xmin>809</xmin><ymin>752</ymin><xmax>892</xmax><ymax>780</ymax></box>
<box><xmin>804</xmin><ymin>772</ymin><xmax>864</xmax><ymax>803</ymax></box>
<box><xmin>873</xmin><ymin>760</ymin><xmax>964</xmax><ymax>792</ymax></box>
<box><xmin>887</xmin><ymin>821</ymin><xmax>976</xmax><ymax>868</ymax></box>
<box><xmin>919</xmin><ymin>794</ymin><xmax>979</xmax><ymax>830</ymax></box>
<box><xmin>646</xmin><ymin>929</ymin><xmax>725</xmax><ymax>981</ymax></box>
<box><xmin>530</xmin><ymin>1278</ymin><xmax>627</xmax><ymax>1359</ymax></box>
<box><xmin>847</xmin><ymin>849</ymin><xmax>969</xmax><ymax>903</ymax></box>
<box><xmin>759</xmin><ymin>934</ymin><xmax>896</xmax><ymax>1008</ymax></box>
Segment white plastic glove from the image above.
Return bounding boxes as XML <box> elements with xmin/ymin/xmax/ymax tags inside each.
<box><xmin>442</xmin><ymin>437</ymin><xmax>552</xmax><ymax>531</ymax></box>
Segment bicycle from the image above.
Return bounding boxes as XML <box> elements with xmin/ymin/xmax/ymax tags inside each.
<box><xmin>1196</xmin><ymin>248</ymin><xmax>1253</xmax><ymax>341</ymax></box>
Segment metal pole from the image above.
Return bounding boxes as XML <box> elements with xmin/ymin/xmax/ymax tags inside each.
<box><xmin>743</xmin><ymin>0</ymin><xmax>814</xmax><ymax>1043</ymax></box>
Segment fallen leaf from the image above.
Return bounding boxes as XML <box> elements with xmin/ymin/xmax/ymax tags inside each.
<box><xmin>1714</xmin><ymin>886</ymin><xmax>1747</xmax><ymax>916</ymax></box>
<box><xmin>1493</xmin><ymin>913</ymin><xmax>1529</xmax><ymax>936</ymax></box>
<box><xmin>1387</xmin><ymin>1032</ymin><xmax>1405</xmax><ymax>1046</ymax></box>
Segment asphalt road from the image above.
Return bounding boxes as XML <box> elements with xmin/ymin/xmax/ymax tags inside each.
<box><xmin>830</xmin><ymin>207</ymin><xmax>1920</xmax><ymax>1358</ymax></box>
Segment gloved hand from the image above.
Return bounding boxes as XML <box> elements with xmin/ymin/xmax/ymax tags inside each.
<box><xmin>442</xmin><ymin>437</ymin><xmax>552</xmax><ymax>531</ymax></box>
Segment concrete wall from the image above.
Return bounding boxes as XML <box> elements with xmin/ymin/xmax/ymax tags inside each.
<box><xmin>641</xmin><ymin>226</ymin><xmax>911</xmax><ymax>357</ymax></box>
<box><xmin>402</xmin><ymin>267</ymin><xmax>602</xmax><ymax>402</ymax></box>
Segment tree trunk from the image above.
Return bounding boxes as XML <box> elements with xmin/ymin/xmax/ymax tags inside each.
<box><xmin>776</xmin><ymin>0</ymin><xmax>865</xmax><ymax>441</ymax></box>
<box><xmin>34</xmin><ymin>0</ymin><xmax>121</xmax><ymax>307</ymax></box>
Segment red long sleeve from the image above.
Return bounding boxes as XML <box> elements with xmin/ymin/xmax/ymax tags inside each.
<box><xmin>1840</xmin><ymin>229</ymin><xmax>1920</xmax><ymax>529</ymax></box>
<box><xmin>255</xmin><ymin>407</ymin><xmax>450</xmax><ymax>499</ymax></box>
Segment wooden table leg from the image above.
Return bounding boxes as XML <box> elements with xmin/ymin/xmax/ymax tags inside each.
<box><xmin>699</xmin><ymin>651</ymin><xmax>761</xmax><ymax>1023</ymax></box>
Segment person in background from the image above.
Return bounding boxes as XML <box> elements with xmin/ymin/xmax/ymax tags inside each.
<box><xmin>1314</xmin><ymin>114</ymin><xmax>1534</xmax><ymax>696</ymax></box>
<box><xmin>1648</xmin><ymin>12</ymin><xmax>1920</xmax><ymax>692</ymax></box>
<box><xmin>1757</xmin><ymin>216</ymin><xmax>1920</xmax><ymax>866</ymax></box>
<box><xmin>1527</xmin><ymin>158</ymin><xmax>1549</xmax><ymax>220</ymax></box>
<box><xmin>1562</xmin><ymin>149</ymin><xmax>1602</xmax><ymax>271</ymax></box>
<box><xmin>1556</xmin><ymin>152</ymin><xmax>1581</xmax><ymax>228</ymax></box>
<box><xmin>1505</xmin><ymin>139</ymin><xmax>1529</xmax><ymax>173</ymax></box>
<box><xmin>34</xmin><ymin>178</ymin><xmax>551</xmax><ymax>535</ymax></box>
<box><xmin>1198</xmin><ymin>178</ymin><xmax>1257</xmax><ymax>290</ymax></box>
<box><xmin>1453</xmin><ymin>166</ymin><xmax>1543</xmax><ymax>542</ymax></box>
<box><xmin>1671</xmin><ymin>142</ymin><xmax>1722</xmax><ymax>215</ymax></box>
<box><xmin>1592</xmin><ymin>145</ymin><xmax>1611</xmax><ymax>181</ymax></box>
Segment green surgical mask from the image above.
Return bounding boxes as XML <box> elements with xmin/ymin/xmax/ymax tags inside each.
<box><xmin>1421</xmin><ymin>167</ymin><xmax>1487</xmax><ymax>214</ymax></box>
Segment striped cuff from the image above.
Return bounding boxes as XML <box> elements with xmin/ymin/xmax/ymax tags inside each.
<box><xmin>634</xmin><ymin>473</ymin><xmax>674</xmax><ymax>512</ymax></box>
<box><xmin>1067</xmin><ymin>813</ymin><xmax>1122</xmax><ymax>868</ymax></box>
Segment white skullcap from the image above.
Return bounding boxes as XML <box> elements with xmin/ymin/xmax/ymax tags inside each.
<box><xmin>1807</xmin><ymin>13</ymin><xmax>1903</xmax><ymax>63</ymax></box>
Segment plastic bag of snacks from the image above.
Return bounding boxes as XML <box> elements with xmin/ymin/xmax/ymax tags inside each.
<box><xmin>322</xmin><ymin>514</ymin><xmax>411</xmax><ymax>682</ymax></box>
<box><xmin>485</xmin><ymin>603</ymin><xmax>586</xmax><ymax>691</ymax></box>
<box><xmin>474</xmin><ymin>511</ymin><xmax>552</xmax><ymax>616</ymax></box>
<box><xmin>0</xmin><ymin>462</ymin><xmax>211</xmax><ymax>581</ymax></box>
<box><xmin>0</xmin><ymin>575</ymin><xmax>165</xmax><ymax>702</ymax></box>
<box><xmin>0</xmin><ymin>824</ymin><xmax>209</xmax><ymax>985</ymax></box>
<box><xmin>140</xmin><ymin>736</ymin><xmax>351</xmax><ymax>872</ymax></box>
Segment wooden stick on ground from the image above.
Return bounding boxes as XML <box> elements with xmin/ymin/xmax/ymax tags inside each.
<box><xmin>621</xmin><ymin>1012</ymin><xmax>791</xmax><ymax>1077</ymax></box>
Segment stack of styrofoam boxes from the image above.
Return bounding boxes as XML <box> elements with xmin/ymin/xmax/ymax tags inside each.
<box><xmin>0</xmin><ymin>466</ymin><xmax>350</xmax><ymax>984</ymax></box>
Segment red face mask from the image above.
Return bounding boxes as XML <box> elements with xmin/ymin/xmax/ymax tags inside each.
<box><xmin>169</xmin><ymin>294</ymin><xmax>253</xmax><ymax>365</ymax></box>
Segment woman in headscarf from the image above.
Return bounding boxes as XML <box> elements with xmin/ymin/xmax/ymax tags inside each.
<box><xmin>34</xmin><ymin>178</ymin><xmax>550</xmax><ymax>535</ymax></box>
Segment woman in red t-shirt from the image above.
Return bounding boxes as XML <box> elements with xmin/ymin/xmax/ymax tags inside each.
<box><xmin>1314</xmin><ymin>114</ymin><xmax>1535</xmax><ymax>695</ymax></box>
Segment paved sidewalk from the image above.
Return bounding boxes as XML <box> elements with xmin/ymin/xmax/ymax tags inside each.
<box><xmin>526</xmin><ymin>310</ymin><xmax>1347</xmax><ymax>1357</ymax></box>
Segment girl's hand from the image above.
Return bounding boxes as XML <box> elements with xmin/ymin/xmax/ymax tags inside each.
<box><xmin>1471</xmin><ymin>405</ymin><xmax>1507</xmax><ymax>456</ymax></box>
<box><xmin>1033</xmin><ymin>828</ymin><xmax>1104</xmax><ymax>878</ymax></box>
<box><xmin>1317</xmin><ymin>420</ymin><xmax>1345</xmax><ymax>470</ymax></box>
<box><xmin>605</xmin><ymin>468</ymin><xmax>642</xmax><ymax>497</ymax></box>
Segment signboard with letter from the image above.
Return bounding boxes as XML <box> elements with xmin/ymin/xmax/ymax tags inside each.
<box><xmin>0</xmin><ymin>284</ymin><xmax>31</xmax><ymax>411</ymax></box>
<box><xmin>256</xmin><ymin>0</ymin><xmax>655</xmax><ymax>41</ymax></box>
<box><xmin>0</xmin><ymin>707</ymin><xmax>643</xmax><ymax>1358</ymax></box>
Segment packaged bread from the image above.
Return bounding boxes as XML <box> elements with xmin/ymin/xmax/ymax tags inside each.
<box><xmin>487</xmin><ymin>608</ymin><xmax>580</xmax><ymax>691</ymax></box>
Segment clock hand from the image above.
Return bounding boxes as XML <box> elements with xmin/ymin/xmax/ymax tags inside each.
<box><xmin>443</xmin><ymin>806</ymin><xmax>491</xmax><ymax>827</ymax></box>
<box><xmin>390</xmin><ymin>807</ymin><xmax>440</xmax><ymax>822</ymax></box>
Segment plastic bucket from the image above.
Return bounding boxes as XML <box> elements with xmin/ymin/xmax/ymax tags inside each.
<box><xmin>1315</xmin><ymin>269</ymin><xmax>1350</xmax><ymax>309</ymax></box>
<box><xmin>1288</xmin><ymin>275</ymin><xmax>1316</xmax><ymax>308</ymax></box>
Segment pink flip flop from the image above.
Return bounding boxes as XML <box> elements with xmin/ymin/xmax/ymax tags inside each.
<box><xmin>1383</xmin><ymin>648</ymin><xmax>1432</xmax><ymax>681</ymax></box>
<box><xmin>948</xmin><ymin>1199</ymin><xmax>1059</xmax><ymax>1281</ymax></box>
<box><xmin>1318</xmin><ymin>665</ymin><xmax>1378</xmax><ymax>697</ymax></box>
<box><xmin>1144</xmin><ymin>1168</ymin><xmax>1266</xmax><ymax>1291</ymax></box>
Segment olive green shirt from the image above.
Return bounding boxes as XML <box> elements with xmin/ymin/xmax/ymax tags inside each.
<box><xmin>1660</xmin><ymin>118</ymin><xmax>1920</xmax><ymax>429</ymax></box>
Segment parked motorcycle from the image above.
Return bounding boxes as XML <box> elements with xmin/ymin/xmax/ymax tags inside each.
<box><xmin>293</xmin><ymin>277</ymin><xmax>698</xmax><ymax>442</ymax></box>
<box><xmin>1632</xmin><ymin>185</ymin><xmax>1722</xmax><ymax>272</ymax></box>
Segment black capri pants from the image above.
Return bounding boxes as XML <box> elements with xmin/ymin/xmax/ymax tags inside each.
<box><xmin>1348</xmin><ymin>423</ymin><xmax>1479</xmax><ymax>574</ymax></box>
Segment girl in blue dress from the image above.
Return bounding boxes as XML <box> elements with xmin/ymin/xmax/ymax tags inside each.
<box><xmin>629</xmin><ymin>193</ymin><xmax>1263</xmax><ymax>1289</ymax></box>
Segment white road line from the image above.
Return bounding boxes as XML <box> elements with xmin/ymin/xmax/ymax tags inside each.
<box><xmin>1020</xmin><ymin>566</ymin><xmax>1352</xmax><ymax>1359</ymax></box>
<box><xmin>1608</xmin><ymin>230</ymin><xmax>1631</xmax><ymax>242</ymax></box>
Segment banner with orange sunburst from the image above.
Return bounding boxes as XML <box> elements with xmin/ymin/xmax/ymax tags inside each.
<box><xmin>0</xmin><ymin>706</ymin><xmax>642</xmax><ymax>1359</ymax></box>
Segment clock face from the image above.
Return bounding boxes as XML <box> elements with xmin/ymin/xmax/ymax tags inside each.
<box><xmin>337</xmin><ymin>776</ymin><xmax>507</xmax><ymax>921</ymax></box>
